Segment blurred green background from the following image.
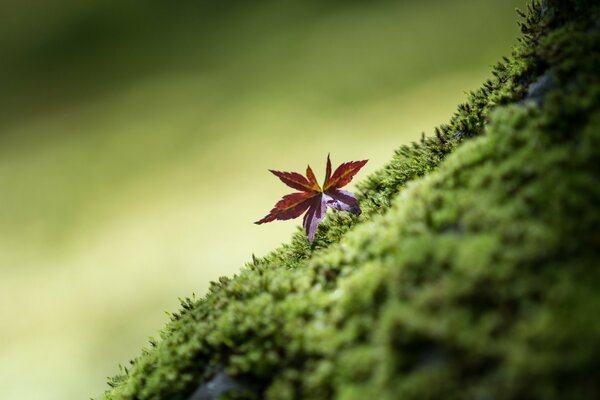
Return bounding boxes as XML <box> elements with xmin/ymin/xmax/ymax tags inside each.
<box><xmin>0</xmin><ymin>0</ymin><xmax>523</xmax><ymax>398</ymax></box>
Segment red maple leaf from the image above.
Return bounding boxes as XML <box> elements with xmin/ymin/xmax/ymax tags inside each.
<box><xmin>255</xmin><ymin>154</ymin><xmax>368</xmax><ymax>243</ymax></box>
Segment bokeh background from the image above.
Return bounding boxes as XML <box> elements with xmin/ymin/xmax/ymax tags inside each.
<box><xmin>0</xmin><ymin>1</ymin><xmax>523</xmax><ymax>398</ymax></box>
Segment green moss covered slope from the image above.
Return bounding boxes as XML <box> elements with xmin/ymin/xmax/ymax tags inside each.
<box><xmin>101</xmin><ymin>1</ymin><xmax>600</xmax><ymax>399</ymax></box>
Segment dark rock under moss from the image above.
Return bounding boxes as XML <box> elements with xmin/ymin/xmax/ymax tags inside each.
<box><xmin>187</xmin><ymin>365</ymin><xmax>258</xmax><ymax>400</ymax></box>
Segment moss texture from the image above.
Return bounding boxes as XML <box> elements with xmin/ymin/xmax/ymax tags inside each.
<box><xmin>101</xmin><ymin>1</ymin><xmax>600</xmax><ymax>399</ymax></box>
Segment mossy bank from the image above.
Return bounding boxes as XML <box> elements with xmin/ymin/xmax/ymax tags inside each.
<box><xmin>100</xmin><ymin>1</ymin><xmax>600</xmax><ymax>399</ymax></box>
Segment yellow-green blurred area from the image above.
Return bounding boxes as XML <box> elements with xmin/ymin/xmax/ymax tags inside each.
<box><xmin>0</xmin><ymin>0</ymin><xmax>523</xmax><ymax>398</ymax></box>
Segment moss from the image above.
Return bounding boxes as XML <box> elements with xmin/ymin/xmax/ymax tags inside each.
<box><xmin>100</xmin><ymin>1</ymin><xmax>600</xmax><ymax>399</ymax></box>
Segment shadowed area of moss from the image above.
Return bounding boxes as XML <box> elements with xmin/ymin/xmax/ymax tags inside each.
<box><xmin>100</xmin><ymin>1</ymin><xmax>600</xmax><ymax>399</ymax></box>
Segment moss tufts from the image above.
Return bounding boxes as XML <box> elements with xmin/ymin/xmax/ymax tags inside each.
<box><xmin>100</xmin><ymin>2</ymin><xmax>600</xmax><ymax>399</ymax></box>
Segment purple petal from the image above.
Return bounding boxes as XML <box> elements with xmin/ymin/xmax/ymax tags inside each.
<box><xmin>303</xmin><ymin>195</ymin><xmax>327</xmax><ymax>243</ymax></box>
<box><xmin>323</xmin><ymin>190</ymin><xmax>361</xmax><ymax>214</ymax></box>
